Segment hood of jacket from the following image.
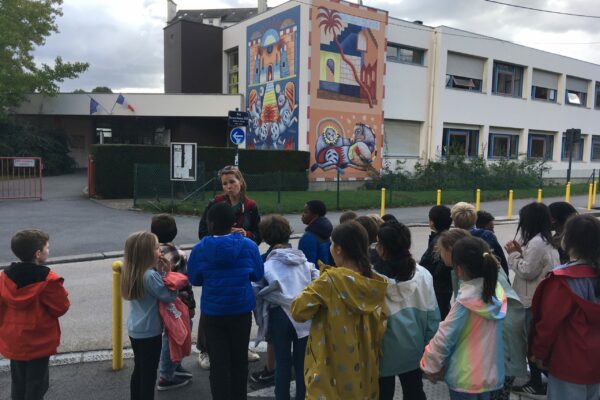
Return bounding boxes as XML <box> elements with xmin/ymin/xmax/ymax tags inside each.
<box><xmin>199</xmin><ymin>233</ymin><xmax>246</xmax><ymax>265</ymax></box>
<box><xmin>266</xmin><ymin>248</ymin><xmax>308</xmax><ymax>266</ymax></box>
<box><xmin>306</xmin><ymin>216</ymin><xmax>333</xmax><ymax>240</ymax></box>
<box><xmin>321</xmin><ymin>264</ymin><xmax>387</xmax><ymax>314</ymax></box>
<box><xmin>456</xmin><ymin>277</ymin><xmax>507</xmax><ymax>320</ymax></box>
<box><xmin>0</xmin><ymin>262</ymin><xmax>53</xmax><ymax>310</ymax></box>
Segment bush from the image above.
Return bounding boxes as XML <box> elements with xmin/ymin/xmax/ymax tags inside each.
<box><xmin>367</xmin><ymin>156</ymin><xmax>549</xmax><ymax>191</ymax></box>
<box><xmin>92</xmin><ymin>145</ymin><xmax>310</xmax><ymax>198</ymax></box>
<box><xmin>0</xmin><ymin>122</ymin><xmax>75</xmax><ymax>175</ymax></box>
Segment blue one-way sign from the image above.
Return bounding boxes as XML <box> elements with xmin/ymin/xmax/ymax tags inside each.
<box><xmin>230</xmin><ymin>127</ymin><xmax>246</xmax><ymax>145</ymax></box>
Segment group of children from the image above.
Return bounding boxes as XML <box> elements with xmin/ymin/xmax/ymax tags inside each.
<box><xmin>1</xmin><ymin>192</ymin><xmax>599</xmax><ymax>400</ymax></box>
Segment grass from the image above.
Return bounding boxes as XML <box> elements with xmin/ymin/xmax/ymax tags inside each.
<box><xmin>136</xmin><ymin>183</ymin><xmax>591</xmax><ymax>215</ymax></box>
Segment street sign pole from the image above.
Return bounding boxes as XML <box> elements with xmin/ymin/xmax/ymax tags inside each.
<box><xmin>566</xmin><ymin>129</ymin><xmax>574</xmax><ymax>184</ymax></box>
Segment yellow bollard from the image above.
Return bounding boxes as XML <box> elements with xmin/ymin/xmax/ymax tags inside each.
<box><xmin>475</xmin><ymin>189</ymin><xmax>481</xmax><ymax>211</ymax></box>
<box><xmin>112</xmin><ymin>260</ymin><xmax>123</xmax><ymax>371</ymax></box>
<box><xmin>565</xmin><ymin>182</ymin><xmax>571</xmax><ymax>203</ymax></box>
<box><xmin>436</xmin><ymin>189</ymin><xmax>441</xmax><ymax>206</ymax></box>
<box><xmin>507</xmin><ymin>190</ymin><xmax>514</xmax><ymax>220</ymax></box>
<box><xmin>588</xmin><ymin>183</ymin><xmax>594</xmax><ymax>210</ymax></box>
<box><xmin>537</xmin><ymin>188</ymin><xmax>542</xmax><ymax>203</ymax></box>
<box><xmin>594</xmin><ymin>180</ymin><xmax>598</xmax><ymax>206</ymax></box>
<box><xmin>380</xmin><ymin>188</ymin><xmax>386</xmax><ymax>217</ymax></box>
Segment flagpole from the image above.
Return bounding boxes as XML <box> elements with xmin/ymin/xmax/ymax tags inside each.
<box><xmin>110</xmin><ymin>94</ymin><xmax>119</xmax><ymax>115</ymax></box>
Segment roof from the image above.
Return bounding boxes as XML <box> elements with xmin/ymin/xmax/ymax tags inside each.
<box><xmin>170</xmin><ymin>8</ymin><xmax>267</xmax><ymax>24</ymax></box>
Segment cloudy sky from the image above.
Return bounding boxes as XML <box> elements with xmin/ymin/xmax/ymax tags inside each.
<box><xmin>34</xmin><ymin>0</ymin><xmax>600</xmax><ymax>93</ymax></box>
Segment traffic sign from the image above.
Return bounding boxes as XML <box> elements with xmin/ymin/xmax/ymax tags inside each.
<box><xmin>230</xmin><ymin>127</ymin><xmax>246</xmax><ymax>145</ymax></box>
<box><xmin>228</xmin><ymin>110</ymin><xmax>249</xmax><ymax>127</ymax></box>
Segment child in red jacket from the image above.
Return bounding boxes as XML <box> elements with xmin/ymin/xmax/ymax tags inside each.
<box><xmin>530</xmin><ymin>214</ymin><xmax>600</xmax><ymax>400</ymax></box>
<box><xmin>0</xmin><ymin>229</ymin><xmax>70</xmax><ymax>400</ymax></box>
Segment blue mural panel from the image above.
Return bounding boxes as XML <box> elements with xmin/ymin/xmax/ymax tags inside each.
<box><xmin>246</xmin><ymin>6</ymin><xmax>300</xmax><ymax>150</ymax></box>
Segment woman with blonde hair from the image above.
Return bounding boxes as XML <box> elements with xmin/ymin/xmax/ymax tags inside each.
<box><xmin>122</xmin><ymin>231</ymin><xmax>180</xmax><ymax>399</ymax></box>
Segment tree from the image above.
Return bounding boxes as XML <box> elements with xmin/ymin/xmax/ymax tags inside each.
<box><xmin>0</xmin><ymin>0</ymin><xmax>89</xmax><ymax>120</ymax></box>
<box><xmin>72</xmin><ymin>89</ymin><xmax>86</xmax><ymax>93</ymax></box>
<box><xmin>91</xmin><ymin>86</ymin><xmax>113</xmax><ymax>93</ymax></box>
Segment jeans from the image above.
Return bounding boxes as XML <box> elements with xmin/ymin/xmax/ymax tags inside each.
<box><xmin>10</xmin><ymin>357</ymin><xmax>50</xmax><ymax>400</ymax></box>
<box><xmin>548</xmin><ymin>374</ymin><xmax>600</xmax><ymax>400</ymax></box>
<box><xmin>449</xmin><ymin>390</ymin><xmax>491</xmax><ymax>400</ymax></box>
<box><xmin>269</xmin><ymin>306</ymin><xmax>307</xmax><ymax>400</ymax></box>
<box><xmin>159</xmin><ymin>319</ymin><xmax>193</xmax><ymax>380</ymax></box>
<box><xmin>202</xmin><ymin>312</ymin><xmax>252</xmax><ymax>400</ymax></box>
<box><xmin>379</xmin><ymin>368</ymin><xmax>426</xmax><ymax>400</ymax></box>
<box><xmin>130</xmin><ymin>335</ymin><xmax>162</xmax><ymax>400</ymax></box>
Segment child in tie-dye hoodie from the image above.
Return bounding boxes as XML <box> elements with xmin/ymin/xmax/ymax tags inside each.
<box><xmin>421</xmin><ymin>237</ymin><xmax>507</xmax><ymax>400</ymax></box>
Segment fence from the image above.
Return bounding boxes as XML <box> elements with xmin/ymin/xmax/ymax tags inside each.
<box><xmin>0</xmin><ymin>157</ymin><xmax>43</xmax><ymax>200</ymax></box>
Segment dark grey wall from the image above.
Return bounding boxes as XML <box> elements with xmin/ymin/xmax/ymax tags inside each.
<box><xmin>164</xmin><ymin>23</ymin><xmax>182</xmax><ymax>93</ymax></box>
<box><xmin>181</xmin><ymin>22</ymin><xmax>223</xmax><ymax>94</ymax></box>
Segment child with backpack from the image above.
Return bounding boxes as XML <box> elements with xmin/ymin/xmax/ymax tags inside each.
<box><xmin>150</xmin><ymin>214</ymin><xmax>195</xmax><ymax>390</ymax></box>
<box><xmin>421</xmin><ymin>236</ymin><xmax>507</xmax><ymax>400</ymax></box>
<box><xmin>376</xmin><ymin>221</ymin><xmax>440</xmax><ymax>400</ymax></box>
<box><xmin>529</xmin><ymin>214</ymin><xmax>600</xmax><ymax>400</ymax></box>
<box><xmin>121</xmin><ymin>231</ymin><xmax>179</xmax><ymax>400</ymax></box>
<box><xmin>298</xmin><ymin>200</ymin><xmax>333</xmax><ymax>266</ymax></box>
<box><xmin>291</xmin><ymin>221</ymin><xmax>388</xmax><ymax>399</ymax></box>
<box><xmin>0</xmin><ymin>229</ymin><xmax>70</xmax><ymax>400</ymax></box>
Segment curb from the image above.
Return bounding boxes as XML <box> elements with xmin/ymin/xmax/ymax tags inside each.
<box><xmin>0</xmin><ymin>342</ymin><xmax>268</xmax><ymax>372</ymax></box>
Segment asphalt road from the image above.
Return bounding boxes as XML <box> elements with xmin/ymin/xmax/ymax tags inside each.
<box><xmin>0</xmin><ymin>171</ymin><xmax>592</xmax><ymax>265</ymax></box>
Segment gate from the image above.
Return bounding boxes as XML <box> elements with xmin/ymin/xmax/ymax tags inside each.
<box><xmin>0</xmin><ymin>157</ymin><xmax>43</xmax><ymax>200</ymax></box>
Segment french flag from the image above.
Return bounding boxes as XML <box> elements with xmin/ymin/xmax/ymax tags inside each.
<box><xmin>116</xmin><ymin>94</ymin><xmax>135</xmax><ymax>112</ymax></box>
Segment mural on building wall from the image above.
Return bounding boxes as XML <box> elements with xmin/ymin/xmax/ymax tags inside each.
<box><xmin>246</xmin><ymin>6</ymin><xmax>300</xmax><ymax>150</ymax></box>
<box><xmin>309</xmin><ymin>1</ymin><xmax>387</xmax><ymax>179</ymax></box>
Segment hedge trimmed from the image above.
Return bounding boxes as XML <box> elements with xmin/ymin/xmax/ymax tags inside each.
<box><xmin>92</xmin><ymin>145</ymin><xmax>310</xmax><ymax>198</ymax></box>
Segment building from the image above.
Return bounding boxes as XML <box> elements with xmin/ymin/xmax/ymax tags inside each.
<box><xmin>12</xmin><ymin>0</ymin><xmax>600</xmax><ymax>182</ymax></box>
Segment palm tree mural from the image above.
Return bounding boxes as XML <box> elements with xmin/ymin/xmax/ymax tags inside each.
<box><xmin>317</xmin><ymin>7</ymin><xmax>375</xmax><ymax>108</ymax></box>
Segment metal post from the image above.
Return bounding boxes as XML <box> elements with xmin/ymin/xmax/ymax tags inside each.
<box><xmin>380</xmin><ymin>188</ymin><xmax>386</xmax><ymax>217</ymax></box>
<box><xmin>475</xmin><ymin>188</ymin><xmax>481</xmax><ymax>211</ymax></box>
<box><xmin>537</xmin><ymin>188</ymin><xmax>542</xmax><ymax>203</ymax></box>
<box><xmin>565</xmin><ymin>182</ymin><xmax>571</xmax><ymax>203</ymax></box>
<box><xmin>336</xmin><ymin>171</ymin><xmax>340</xmax><ymax>210</ymax></box>
<box><xmin>594</xmin><ymin>179</ymin><xmax>598</xmax><ymax>206</ymax></box>
<box><xmin>507</xmin><ymin>190</ymin><xmax>514</xmax><ymax>220</ymax></box>
<box><xmin>566</xmin><ymin>129</ymin><xmax>574</xmax><ymax>184</ymax></box>
<box><xmin>588</xmin><ymin>183</ymin><xmax>594</xmax><ymax>210</ymax></box>
<box><xmin>436</xmin><ymin>189</ymin><xmax>441</xmax><ymax>206</ymax></box>
<box><xmin>112</xmin><ymin>261</ymin><xmax>123</xmax><ymax>371</ymax></box>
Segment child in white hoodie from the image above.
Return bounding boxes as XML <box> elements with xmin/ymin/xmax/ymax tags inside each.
<box><xmin>255</xmin><ymin>215</ymin><xmax>319</xmax><ymax>400</ymax></box>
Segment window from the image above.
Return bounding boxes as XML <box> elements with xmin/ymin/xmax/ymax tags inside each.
<box><xmin>595</xmin><ymin>83</ymin><xmax>600</xmax><ymax>109</ymax></box>
<box><xmin>442</xmin><ymin>128</ymin><xmax>479</xmax><ymax>157</ymax></box>
<box><xmin>227</xmin><ymin>48</ymin><xmax>239</xmax><ymax>94</ymax></box>
<box><xmin>488</xmin><ymin>134</ymin><xmax>519</xmax><ymax>159</ymax></box>
<box><xmin>446</xmin><ymin>52</ymin><xmax>484</xmax><ymax>92</ymax></box>
<box><xmin>528</xmin><ymin>133</ymin><xmax>554</xmax><ymax>160</ymax></box>
<box><xmin>565</xmin><ymin>76</ymin><xmax>589</xmax><ymax>107</ymax></box>
<box><xmin>531</xmin><ymin>69</ymin><xmax>559</xmax><ymax>102</ymax></box>
<box><xmin>387</xmin><ymin>44</ymin><xmax>425</xmax><ymax>65</ymax></box>
<box><xmin>384</xmin><ymin>120</ymin><xmax>421</xmax><ymax>157</ymax></box>
<box><xmin>532</xmin><ymin>86</ymin><xmax>556</xmax><ymax>102</ymax></box>
<box><xmin>592</xmin><ymin>136</ymin><xmax>600</xmax><ymax>161</ymax></box>
<box><xmin>493</xmin><ymin>62</ymin><xmax>523</xmax><ymax>97</ymax></box>
<box><xmin>446</xmin><ymin>75</ymin><xmax>482</xmax><ymax>91</ymax></box>
<box><xmin>562</xmin><ymin>135</ymin><xmax>584</xmax><ymax>161</ymax></box>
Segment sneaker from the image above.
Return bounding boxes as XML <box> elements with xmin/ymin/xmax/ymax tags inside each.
<box><xmin>512</xmin><ymin>381</ymin><xmax>547</xmax><ymax>398</ymax></box>
<box><xmin>157</xmin><ymin>376</ymin><xmax>191</xmax><ymax>391</ymax></box>
<box><xmin>198</xmin><ymin>352</ymin><xmax>210</xmax><ymax>370</ymax></box>
<box><xmin>250</xmin><ymin>366</ymin><xmax>275</xmax><ymax>384</ymax></box>
<box><xmin>174</xmin><ymin>365</ymin><xmax>193</xmax><ymax>378</ymax></box>
<box><xmin>248</xmin><ymin>349</ymin><xmax>260</xmax><ymax>362</ymax></box>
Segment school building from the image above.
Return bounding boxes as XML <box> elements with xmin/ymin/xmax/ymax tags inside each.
<box><xmin>12</xmin><ymin>0</ymin><xmax>600</xmax><ymax>181</ymax></box>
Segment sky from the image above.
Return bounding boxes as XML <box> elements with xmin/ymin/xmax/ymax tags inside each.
<box><xmin>33</xmin><ymin>0</ymin><xmax>600</xmax><ymax>93</ymax></box>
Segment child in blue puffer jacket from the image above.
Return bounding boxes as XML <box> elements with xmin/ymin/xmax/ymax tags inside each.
<box><xmin>187</xmin><ymin>202</ymin><xmax>264</xmax><ymax>400</ymax></box>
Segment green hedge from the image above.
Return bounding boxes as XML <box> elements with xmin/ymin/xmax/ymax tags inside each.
<box><xmin>92</xmin><ymin>145</ymin><xmax>310</xmax><ymax>198</ymax></box>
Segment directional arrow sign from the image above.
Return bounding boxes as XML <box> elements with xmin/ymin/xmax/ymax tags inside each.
<box><xmin>230</xmin><ymin>127</ymin><xmax>246</xmax><ymax>145</ymax></box>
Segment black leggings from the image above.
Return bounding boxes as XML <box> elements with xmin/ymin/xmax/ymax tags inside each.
<box><xmin>10</xmin><ymin>356</ymin><xmax>49</xmax><ymax>400</ymax></box>
<box><xmin>379</xmin><ymin>368</ymin><xmax>427</xmax><ymax>400</ymax></box>
<box><xmin>130</xmin><ymin>335</ymin><xmax>162</xmax><ymax>400</ymax></box>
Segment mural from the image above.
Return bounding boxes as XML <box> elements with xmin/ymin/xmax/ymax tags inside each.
<box><xmin>309</xmin><ymin>1</ymin><xmax>387</xmax><ymax>179</ymax></box>
<box><xmin>246</xmin><ymin>6</ymin><xmax>300</xmax><ymax>150</ymax></box>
